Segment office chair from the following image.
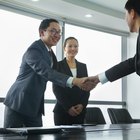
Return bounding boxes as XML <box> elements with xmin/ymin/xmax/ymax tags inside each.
<box><xmin>107</xmin><ymin>108</ymin><xmax>140</xmax><ymax>124</ymax></box>
<box><xmin>84</xmin><ymin>107</ymin><xmax>106</xmax><ymax>124</ymax></box>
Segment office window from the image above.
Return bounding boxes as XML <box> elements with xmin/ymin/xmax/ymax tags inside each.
<box><xmin>65</xmin><ymin>24</ymin><xmax>122</xmax><ymax>101</ymax></box>
<box><xmin>0</xmin><ymin>9</ymin><xmax>60</xmax><ymax>127</ymax></box>
<box><xmin>0</xmin><ymin>9</ymin><xmax>41</xmax><ymax>127</ymax></box>
<box><xmin>0</xmin><ymin>9</ymin><xmax>123</xmax><ymax>126</ymax></box>
<box><xmin>0</xmin><ymin>9</ymin><xmax>40</xmax><ymax>97</ymax></box>
<box><xmin>64</xmin><ymin>24</ymin><xmax>122</xmax><ymax>124</ymax></box>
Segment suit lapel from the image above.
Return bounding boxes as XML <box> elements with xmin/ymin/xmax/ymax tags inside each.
<box><xmin>63</xmin><ymin>58</ymin><xmax>73</xmax><ymax>76</ymax></box>
<box><xmin>51</xmin><ymin>50</ymin><xmax>57</xmax><ymax>69</ymax></box>
<box><xmin>38</xmin><ymin>39</ymin><xmax>58</xmax><ymax>69</ymax></box>
<box><xmin>75</xmin><ymin>60</ymin><xmax>80</xmax><ymax>78</ymax></box>
<box><xmin>62</xmin><ymin>58</ymin><xmax>81</xmax><ymax>78</ymax></box>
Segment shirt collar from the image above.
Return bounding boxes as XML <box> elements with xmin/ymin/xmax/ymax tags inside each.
<box><xmin>41</xmin><ymin>39</ymin><xmax>51</xmax><ymax>51</ymax></box>
<box><xmin>45</xmin><ymin>44</ymin><xmax>51</xmax><ymax>52</ymax></box>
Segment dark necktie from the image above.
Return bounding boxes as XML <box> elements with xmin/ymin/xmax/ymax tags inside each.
<box><xmin>49</xmin><ymin>50</ymin><xmax>53</xmax><ymax>67</ymax></box>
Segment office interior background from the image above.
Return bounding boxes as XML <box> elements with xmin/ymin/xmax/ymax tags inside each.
<box><xmin>0</xmin><ymin>0</ymin><xmax>139</xmax><ymax>127</ymax></box>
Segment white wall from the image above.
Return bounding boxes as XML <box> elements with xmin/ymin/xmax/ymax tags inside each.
<box><xmin>126</xmin><ymin>33</ymin><xmax>140</xmax><ymax>118</ymax></box>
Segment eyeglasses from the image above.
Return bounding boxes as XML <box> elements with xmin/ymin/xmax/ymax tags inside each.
<box><xmin>47</xmin><ymin>29</ymin><xmax>62</xmax><ymax>36</ymax></box>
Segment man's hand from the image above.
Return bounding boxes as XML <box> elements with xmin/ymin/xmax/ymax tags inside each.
<box><xmin>72</xmin><ymin>77</ymin><xmax>92</xmax><ymax>91</ymax></box>
<box><xmin>82</xmin><ymin>75</ymin><xmax>100</xmax><ymax>91</ymax></box>
<box><xmin>72</xmin><ymin>77</ymin><xmax>87</xmax><ymax>87</ymax></box>
<box><xmin>86</xmin><ymin>75</ymin><xmax>100</xmax><ymax>87</ymax></box>
<box><xmin>72</xmin><ymin>76</ymin><xmax>100</xmax><ymax>91</ymax></box>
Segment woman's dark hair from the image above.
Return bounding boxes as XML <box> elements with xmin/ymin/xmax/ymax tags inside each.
<box><xmin>125</xmin><ymin>0</ymin><xmax>140</xmax><ymax>15</ymax></box>
<box><xmin>63</xmin><ymin>37</ymin><xmax>79</xmax><ymax>48</ymax></box>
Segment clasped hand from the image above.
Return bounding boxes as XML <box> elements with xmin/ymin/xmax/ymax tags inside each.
<box><xmin>73</xmin><ymin>76</ymin><xmax>100</xmax><ymax>91</ymax></box>
<box><xmin>68</xmin><ymin>104</ymin><xmax>83</xmax><ymax>116</ymax></box>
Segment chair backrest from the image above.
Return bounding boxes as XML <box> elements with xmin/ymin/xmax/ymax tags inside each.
<box><xmin>84</xmin><ymin>107</ymin><xmax>106</xmax><ymax>124</ymax></box>
<box><xmin>107</xmin><ymin>108</ymin><xmax>134</xmax><ymax>124</ymax></box>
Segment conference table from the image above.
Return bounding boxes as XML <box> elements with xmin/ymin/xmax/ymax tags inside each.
<box><xmin>1</xmin><ymin>123</ymin><xmax>140</xmax><ymax>140</ymax></box>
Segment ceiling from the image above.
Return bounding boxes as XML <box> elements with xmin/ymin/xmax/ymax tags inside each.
<box><xmin>0</xmin><ymin>0</ymin><xmax>128</xmax><ymax>32</ymax></box>
<box><xmin>87</xmin><ymin>0</ymin><xmax>126</xmax><ymax>13</ymax></box>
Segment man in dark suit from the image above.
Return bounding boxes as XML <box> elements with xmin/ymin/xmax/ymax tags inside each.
<box><xmin>3</xmin><ymin>19</ymin><xmax>92</xmax><ymax>128</ymax></box>
<box><xmin>87</xmin><ymin>0</ymin><xmax>140</xmax><ymax>89</ymax></box>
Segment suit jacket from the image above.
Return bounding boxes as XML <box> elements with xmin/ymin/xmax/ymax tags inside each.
<box><xmin>105</xmin><ymin>28</ymin><xmax>140</xmax><ymax>82</ymax></box>
<box><xmin>53</xmin><ymin>58</ymin><xmax>90</xmax><ymax>115</ymax></box>
<box><xmin>4</xmin><ymin>39</ymin><xmax>69</xmax><ymax>117</ymax></box>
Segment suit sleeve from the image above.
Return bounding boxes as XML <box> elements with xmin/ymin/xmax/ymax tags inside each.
<box><xmin>24</xmin><ymin>47</ymin><xmax>69</xmax><ymax>87</ymax></box>
<box><xmin>105</xmin><ymin>56</ymin><xmax>135</xmax><ymax>82</ymax></box>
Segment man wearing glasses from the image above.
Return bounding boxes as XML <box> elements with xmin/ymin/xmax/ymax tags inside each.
<box><xmin>3</xmin><ymin>19</ymin><xmax>93</xmax><ymax>128</ymax></box>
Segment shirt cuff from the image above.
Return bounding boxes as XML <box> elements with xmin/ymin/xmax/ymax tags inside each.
<box><xmin>98</xmin><ymin>72</ymin><xmax>108</xmax><ymax>84</ymax></box>
<box><xmin>66</xmin><ymin>77</ymin><xmax>74</xmax><ymax>88</ymax></box>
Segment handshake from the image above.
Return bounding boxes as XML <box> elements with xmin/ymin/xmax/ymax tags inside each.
<box><xmin>72</xmin><ymin>76</ymin><xmax>100</xmax><ymax>91</ymax></box>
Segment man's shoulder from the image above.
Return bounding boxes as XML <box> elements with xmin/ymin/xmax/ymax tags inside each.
<box><xmin>27</xmin><ymin>39</ymin><xmax>46</xmax><ymax>52</ymax></box>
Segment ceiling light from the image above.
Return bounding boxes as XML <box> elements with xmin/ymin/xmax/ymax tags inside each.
<box><xmin>85</xmin><ymin>14</ymin><xmax>93</xmax><ymax>18</ymax></box>
<box><xmin>32</xmin><ymin>0</ymin><xmax>39</xmax><ymax>1</ymax></box>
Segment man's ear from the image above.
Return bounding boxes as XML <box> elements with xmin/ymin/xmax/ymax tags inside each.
<box><xmin>39</xmin><ymin>29</ymin><xmax>45</xmax><ymax>37</ymax></box>
<box><xmin>130</xmin><ymin>9</ymin><xmax>137</xmax><ymax>19</ymax></box>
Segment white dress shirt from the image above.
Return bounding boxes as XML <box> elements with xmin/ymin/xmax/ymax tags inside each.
<box><xmin>98</xmin><ymin>72</ymin><xmax>109</xmax><ymax>84</ymax></box>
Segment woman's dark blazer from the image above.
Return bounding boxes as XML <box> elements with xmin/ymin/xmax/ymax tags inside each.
<box><xmin>105</xmin><ymin>29</ymin><xmax>140</xmax><ymax>82</ymax></box>
<box><xmin>53</xmin><ymin>58</ymin><xmax>90</xmax><ymax>114</ymax></box>
<box><xmin>4</xmin><ymin>39</ymin><xmax>69</xmax><ymax>117</ymax></box>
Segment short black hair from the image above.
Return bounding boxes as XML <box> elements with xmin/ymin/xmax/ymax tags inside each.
<box><xmin>125</xmin><ymin>0</ymin><xmax>140</xmax><ymax>15</ymax></box>
<box><xmin>39</xmin><ymin>18</ymin><xmax>59</xmax><ymax>31</ymax></box>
